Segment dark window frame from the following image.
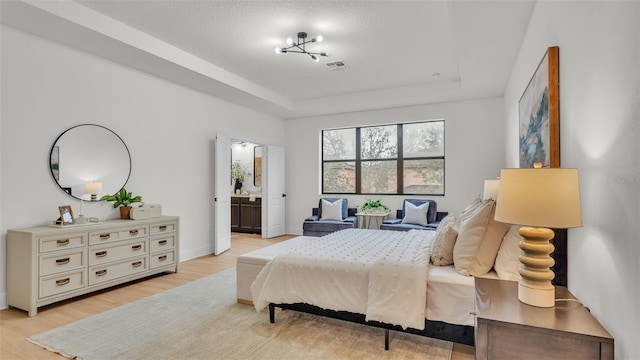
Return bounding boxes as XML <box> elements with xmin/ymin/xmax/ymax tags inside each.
<box><xmin>321</xmin><ymin>120</ymin><xmax>445</xmax><ymax>196</ymax></box>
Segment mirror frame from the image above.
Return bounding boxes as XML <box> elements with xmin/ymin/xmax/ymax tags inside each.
<box><xmin>49</xmin><ymin>124</ymin><xmax>131</xmax><ymax>201</ymax></box>
<box><xmin>254</xmin><ymin>146</ymin><xmax>262</xmax><ymax>186</ymax></box>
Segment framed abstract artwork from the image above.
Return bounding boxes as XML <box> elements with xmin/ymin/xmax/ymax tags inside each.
<box><xmin>519</xmin><ymin>46</ymin><xmax>559</xmax><ymax>168</ymax></box>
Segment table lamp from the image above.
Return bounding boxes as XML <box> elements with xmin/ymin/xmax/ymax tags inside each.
<box><xmin>494</xmin><ymin>167</ymin><xmax>582</xmax><ymax>307</ymax></box>
<box><xmin>86</xmin><ymin>181</ymin><xmax>103</xmax><ymax>201</ymax></box>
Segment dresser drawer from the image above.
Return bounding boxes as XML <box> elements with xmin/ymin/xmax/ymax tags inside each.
<box><xmin>150</xmin><ymin>250</ymin><xmax>176</xmax><ymax>269</ymax></box>
<box><xmin>89</xmin><ymin>226</ymin><xmax>148</xmax><ymax>245</ymax></box>
<box><xmin>89</xmin><ymin>257</ymin><xmax>147</xmax><ymax>285</ymax></box>
<box><xmin>150</xmin><ymin>235</ymin><xmax>176</xmax><ymax>253</ymax></box>
<box><xmin>39</xmin><ymin>233</ymin><xmax>86</xmax><ymax>253</ymax></box>
<box><xmin>39</xmin><ymin>270</ymin><xmax>86</xmax><ymax>299</ymax></box>
<box><xmin>150</xmin><ymin>222</ymin><xmax>176</xmax><ymax>235</ymax></box>
<box><xmin>89</xmin><ymin>239</ymin><xmax>147</xmax><ymax>266</ymax></box>
<box><xmin>39</xmin><ymin>250</ymin><xmax>86</xmax><ymax>276</ymax></box>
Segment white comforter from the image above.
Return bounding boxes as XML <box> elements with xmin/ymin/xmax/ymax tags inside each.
<box><xmin>250</xmin><ymin>229</ymin><xmax>435</xmax><ymax>330</ymax></box>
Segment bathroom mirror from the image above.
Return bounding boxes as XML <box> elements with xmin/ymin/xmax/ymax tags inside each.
<box><xmin>50</xmin><ymin>124</ymin><xmax>131</xmax><ymax>201</ymax></box>
<box><xmin>254</xmin><ymin>146</ymin><xmax>262</xmax><ymax>186</ymax></box>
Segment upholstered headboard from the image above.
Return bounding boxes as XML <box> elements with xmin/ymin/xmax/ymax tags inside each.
<box><xmin>551</xmin><ymin>228</ymin><xmax>568</xmax><ymax>287</ymax></box>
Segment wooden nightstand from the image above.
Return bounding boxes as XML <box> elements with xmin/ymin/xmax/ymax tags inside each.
<box><xmin>474</xmin><ymin>278</ymin><xmax>614</xmax><ymax>360</ymax></box>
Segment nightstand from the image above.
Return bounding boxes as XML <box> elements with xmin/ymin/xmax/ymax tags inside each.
<box><xmin>474</xmin><ymin>278</ymin><xmax>614</xmax><ymax>360</ymax></box>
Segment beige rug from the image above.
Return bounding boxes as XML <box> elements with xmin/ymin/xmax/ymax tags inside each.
<box><xmin>28</xmin><ymin>268</ymin><xmax>452</xmax><ymax>360</ymax></box>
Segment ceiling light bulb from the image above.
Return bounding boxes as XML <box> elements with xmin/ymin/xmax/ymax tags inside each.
<box><xmin>316</xmin><ymin>35</ymin><xmax>323</xmax><ymax>43</ymax></box>
<box><xmin>310</xmin><ymin>54</ymin><xmax>319</xmax><ymax>62</ymax></box>
<box><xmin>275</xmin><ymin>47</ymin><xmax>282</xmax><ymax>54</ymax></box>
<box><xmin>286</xmin><ymin>38</ymin><xmax>293</xmax><ymax>45</ymax></box>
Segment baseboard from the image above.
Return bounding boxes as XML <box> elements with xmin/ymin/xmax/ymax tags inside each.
<box><xmin>0</xmin><ymin>291</ymin><xmax>7</xmax><ymax>311</ymax></box>
<box><xmin>179</xmin><ymin>244</ymin><xmax>215</xmax><ymax>262</ymax></box>
<box><xmin>237</xmin><ymin>298</ymin><xmax>253</xmax><ymax>306</ymax></box>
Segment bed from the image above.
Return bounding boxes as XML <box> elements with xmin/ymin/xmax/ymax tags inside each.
<box><xmin>237</xmin><ymin>226</ymin><xmax>567</xmax><ymax>349</ymax></box>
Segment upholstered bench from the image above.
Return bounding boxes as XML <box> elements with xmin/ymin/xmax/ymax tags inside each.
<box><xmin>236</xmin><ymin>236</ymin><xmax>310</xmax><ymax>304</ymax></box>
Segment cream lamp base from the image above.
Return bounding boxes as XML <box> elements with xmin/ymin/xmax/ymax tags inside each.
<box><xmin>518</xmin><ymin>227</ymin><xmax>556</xmax><ymax>307</ymax></box>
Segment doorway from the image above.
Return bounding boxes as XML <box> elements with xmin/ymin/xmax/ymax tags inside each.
<box><xmin>212</xmin><ymin>134</ymin><xmax>286</xmax><ymax>255</ymax></box>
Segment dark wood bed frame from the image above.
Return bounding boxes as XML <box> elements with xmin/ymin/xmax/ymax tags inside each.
<box><xmin>268</xmin><ymin>229</ymin><xmax>568</xmax><ymax>350</ymax></box>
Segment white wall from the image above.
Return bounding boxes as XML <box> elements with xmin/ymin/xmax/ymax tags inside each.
<box><xmin>0</xmin><ymin>26</ymin><xmax>286</xmax><ymax>308</ymax></box>
<box><xmin>503</xmin><ymin>2</ymin><xmax>639</xmax><ymax>358</ymax></box>
<box><xmin>285</xmin><ymin>97</ymin><xmax>505</xmax><ymax>235</ymax></box>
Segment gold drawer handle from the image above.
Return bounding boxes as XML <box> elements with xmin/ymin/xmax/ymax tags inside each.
<box><xmin>56</xmin><ymin>278</ymin><xmax>70</xmax><ymax>286</ymax></box>
<box><xmin>99</xmin><ymin>234</ymin><xmax>111</xmax><ymax>240</ymax></box>
<box><xmin>131</xmin><ymin>244</ymin><xmax>142</xmax><ymax>251</ymax></box>
<box><xmin>56</xmin><ymin>257</ymin><xmax>70</xmax><ymax>265</ymax></box>
<box><xmin>132</xmin><ymin>261</ymin><xmax>143</xmax><ymax>267</ymax></box>
<box><xmin>95</xmin><ymin>269</ymin><xmax>107</xmax><ymax>276</ymax></box>
<box><xmin>129</xmin><ymin>229</ymin><xmax>139</xmax><ymax>236</ymax></box>
<box><xmin>159</xmin><ymin>225</ymin><xmax>167</xmax><ymax>231</ymax></box>
<box><xmin>159</xmin><ymin>240</ymin><xmax>168</xmax><ymax>246</ymax></box>
<box><xmin>57</xmin><ymin>239</ymin><xmax>70</xmax><ymax>246</ymax></box>
<box><xmin>95</xmin><ymin>251</ymin><xmax>108</xmax><ymax>258</ymax></box>
<box><xmin>159</xmin><ymin>255</ymin><xmax>168</xmax><ymax>261</ymax></box>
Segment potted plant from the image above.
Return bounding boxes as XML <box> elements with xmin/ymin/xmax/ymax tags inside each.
<box><xmin>100</xmin><ymin>188</ymin><xmax>142</xmax><ymax>219</ymax></box>
<box><xmin>231</xmin><ymin>160</ymin><xmax>249</xmax><ymax>194</ymax></box>
<box><xmin>358</xmin><ymin>198</ymin><xmax>390</xmax><ymax>214</ymax></box>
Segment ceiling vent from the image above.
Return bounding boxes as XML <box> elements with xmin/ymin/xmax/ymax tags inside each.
<box><xmin>326</xmin><ymin>60</ymin><xmax>350</xmax><ymax>71</ymax></box>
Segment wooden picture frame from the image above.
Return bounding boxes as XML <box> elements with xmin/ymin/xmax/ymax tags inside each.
<box><xmin>58</xmin><ymin>205</ymin><xmax>75</xmax><ymax>225</ymax></box>
<box><xmin>518</xmin><ymin>46</ymin><xmax>559</xmax><ymax>168</ymax></box>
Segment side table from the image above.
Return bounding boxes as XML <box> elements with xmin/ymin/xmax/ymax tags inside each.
<box><xmin>355</xmin><ymin>212</ymin><xmax>390</xmax><ymax>229</ymax></box>
<box><xmin>475</xmin><ymin>278</ymin><xmax>614</xmax><ymax>360</ymax></box>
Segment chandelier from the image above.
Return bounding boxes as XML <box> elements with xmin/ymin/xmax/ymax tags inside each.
<box><xmin>274</xmin><ymin>32</ymin><xmax>329</xmax><ymax>62</ymax></box>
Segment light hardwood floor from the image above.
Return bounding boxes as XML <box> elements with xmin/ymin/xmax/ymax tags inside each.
<box><xmin>0</xmin><ymin>233</ymin><xmax>473</xmax><ymax>360</ymax></box>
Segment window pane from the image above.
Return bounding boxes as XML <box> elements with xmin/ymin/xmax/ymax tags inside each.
<box><xmin>403</xmin><ymin>121</ymin><xmax>444</xmax><ymax>158</ymax></box>
<box><xmin>361</xmin><ymin>125</ymin><xmax>397</xmax><ymax>159</ymax></box>
<box><xmin>403</xmin><ymin>159</ymin><xmax>444</xmax><ymax>194</ymax></box>
<box><xmin>323</xmin><ymin>162</ymin><xmax>355</xmax><ymax>193</ymax></box>
<box><xmin>361</xmin><ymin>160</ymin><xmax>397</xmax><ymax>193</ymax></box>
<box><xmin>323</xmin><ymin>129</ymin><xmax>356</xmax><ymax>160</ymax></box>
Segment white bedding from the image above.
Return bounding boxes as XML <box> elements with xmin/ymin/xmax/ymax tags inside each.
<box><xmin>251</xmin><ymin>229</ymin><xmax>435</xmax><ymax>330</ymax></box>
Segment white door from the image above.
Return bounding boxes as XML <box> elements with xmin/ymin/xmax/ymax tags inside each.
<box><xmin>263</xmin><ymin>145</ymin><xmax>286</xmax><ymax>238</ymax></box>
<box><xmin>213</xmin><ymin>133</ymin><xmax>231</xmax><ymax>255</ymax></box>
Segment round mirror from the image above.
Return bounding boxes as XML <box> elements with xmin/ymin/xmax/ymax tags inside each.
<box><xmin>50</xmin><ymin>124</ymin><xmax>131</xmax><ymax>201</ymax></box>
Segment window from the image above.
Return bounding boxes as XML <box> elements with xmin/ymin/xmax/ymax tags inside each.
<box><xmin>322</xmin><ymin>120</ymin><xmax>445</xmax><ymax>195</ymax></box>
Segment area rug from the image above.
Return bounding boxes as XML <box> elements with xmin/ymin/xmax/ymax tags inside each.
<box><xmin>28</xmin><ymin>268</ymin><xmax>452</xmax><ymax>360</ymax></box>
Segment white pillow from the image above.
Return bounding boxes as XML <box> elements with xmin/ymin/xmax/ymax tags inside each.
<box><xmin>401</xmin><ymin>201</ymin><xmax>429</xmax><ymax>226</ymax></box>
<box><xmin>320</xmin><ymin>199</ymin><xmax>344</xmax><ymax>221</ymax></box>
<box><xmin>453</xmin><ymin>199</ymin><xmax>509</xmax><ymax>276</ymax></box>
<box><xmin>431</xmin><ymin>214</ymin><xmax>458</xmax><ymax>266</ymax></box>
<box><xmin>494</xmin><ymin>226</ymin><xmax>523</xmax><ymax>281</ymax></box>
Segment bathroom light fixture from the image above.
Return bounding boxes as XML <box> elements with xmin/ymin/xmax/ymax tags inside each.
<box><xmin>275</xmin><ymin>32</ymin><xmax>328</xmax><ymax>62</ymax></box>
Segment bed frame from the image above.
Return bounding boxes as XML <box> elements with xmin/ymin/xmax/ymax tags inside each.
<box><xmin>268</xmin><ymin>229</ymin><xmax>568</xmax><ymax>350</ymax></box>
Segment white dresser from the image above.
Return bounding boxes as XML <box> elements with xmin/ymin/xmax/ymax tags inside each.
<box><xmin>7</xmin><ymin>216</ymin><xmax>179</xmax><ymax>316</ymax></box>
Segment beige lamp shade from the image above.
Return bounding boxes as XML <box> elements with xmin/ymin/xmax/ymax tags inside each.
<box><xmin>494</xmin><ymin>168</ymin><xmax>583</xmax><ymax>229</ymax></box>
<box><xmin>85</xmin><ymin>181</ymin><xmax>103</xmax><ymax>195</ymax></box>
<box><xmin>483</xmin><ymin>179</ymin><xmax>500</xmax><ymax>200</ymax></box>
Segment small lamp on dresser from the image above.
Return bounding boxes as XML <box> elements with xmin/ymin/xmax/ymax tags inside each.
<box><xmin>86</xmin><ymin>181</ymin><xmax>103</xmax><ymax>201</ymax></box>
<box><xmin>494</xmin><ymin>167</ymin><xmax>583</xmax><ymax>307</ymax></box>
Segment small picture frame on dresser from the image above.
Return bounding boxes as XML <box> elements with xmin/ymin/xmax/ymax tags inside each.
<box><xmin>58</xmin><ymin>205</ymin><xmax>75</xmax><ymax>225</ymax></box>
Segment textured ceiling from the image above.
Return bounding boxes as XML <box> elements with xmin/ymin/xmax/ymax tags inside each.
<box><xmin>1</xmin><ymin>0</ymin><xmax>535</xmax><ymax>119</ymax></box>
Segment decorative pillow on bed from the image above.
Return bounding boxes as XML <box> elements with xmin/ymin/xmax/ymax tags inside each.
<box><xmin>430</xmin><ymin>214</ymin><xmax>458</xmax><ymax>266</ymax></box>
<box><xmin>401</xmin><ymin>201</ymin><xmax>429</xmax><ymax>226</ymax></box>
<box><xmin>494</xmin><ymin>225</ymin><xmax>523</xmax><ymax>281</ymax></box>
<box><xmin>453</xmin><ymin>199</ymin><xmax>509</xmax><ymax>276</ymax></box>
<box><xmin>320</xmin><ymin>199</ymin><xmax>344</xmax><ymax>221</ymax></box>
